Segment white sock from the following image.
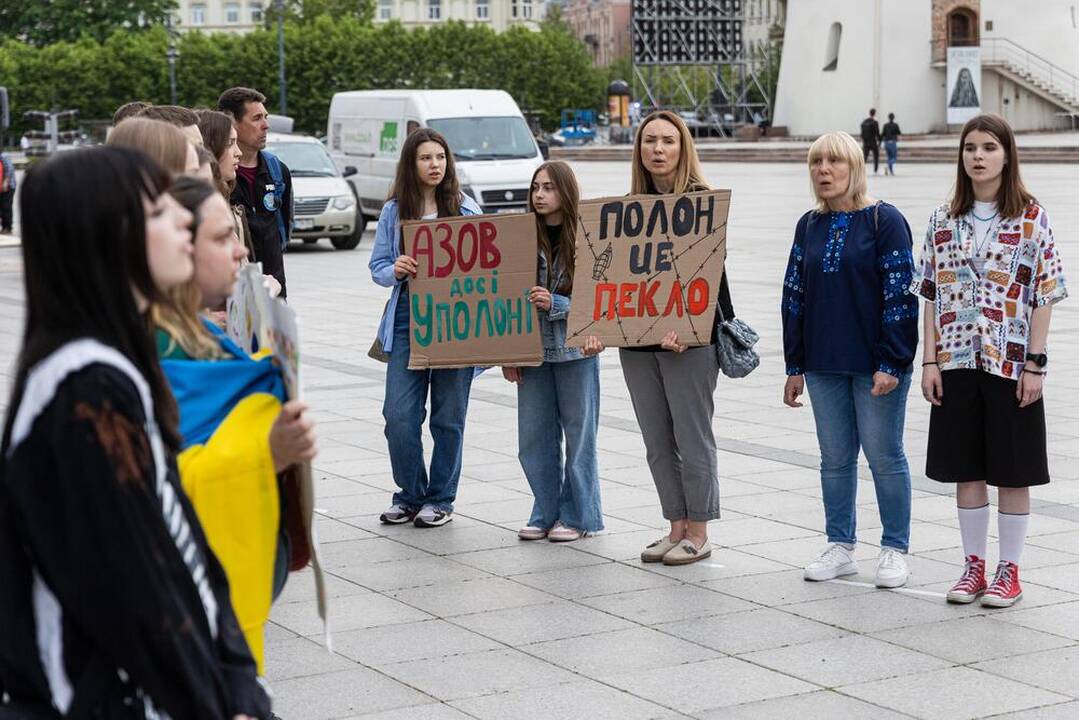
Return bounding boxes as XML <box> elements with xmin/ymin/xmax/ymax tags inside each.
<box><xmin>957</xmin><ymin>504</ymin><xmax>989</xmax><ymax>560</ymax></box>
<box><xmin>998</xmin><ymin>512</ymin><xmax>1030</xmax><ymax>566</ymax></box>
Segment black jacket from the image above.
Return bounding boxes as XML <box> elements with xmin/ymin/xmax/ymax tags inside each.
<box><xmin>860</xmin><ymin>117</ymin><xmax>881</xmax><ymax>145</ymax></box>
<box><xmin>0</xmin><ymin>351</ymin><xmax>270</xmax><ymax>719</ymax></box>
<box><xmin>231</xmin><ymin>151</ymin><xmax>293</xmax><ymax>299</ymax></box>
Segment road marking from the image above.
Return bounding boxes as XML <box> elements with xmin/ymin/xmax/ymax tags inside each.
<box><xmin>826</xmin><ymin>578</ymin><xmax>947</xmax><ymax>599</ymax></box>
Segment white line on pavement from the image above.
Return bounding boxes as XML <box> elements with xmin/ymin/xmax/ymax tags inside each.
<box><xmin>826</xmin><ymin>578</ymin><xmax>948</xmax><ymax>599</ymax></box>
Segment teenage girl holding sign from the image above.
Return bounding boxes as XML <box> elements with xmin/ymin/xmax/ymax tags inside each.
<box><xmin>369</xmin><ymin>128</ymin><xmax>482</xmax><ymax>528</ymax></box>
<box><xmin>503</xmin><ymin>161</ymin><xmax>604</xmax><ymax>542</ymax></box>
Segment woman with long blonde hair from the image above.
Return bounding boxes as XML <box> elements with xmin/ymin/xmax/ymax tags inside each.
<box><xmin>781</xmin><ymin>131</ymin><xmax>918</xmax><ymax>588</ymax></box>
<box><xmin>107</xmin><ymin>117</ymin><xmax>199</xmax><ymax>177</ymax></box>
<box><xmin>503</xmin><ymin>161</ymin><xmax>604</xmax><ymax>542</ymax></box>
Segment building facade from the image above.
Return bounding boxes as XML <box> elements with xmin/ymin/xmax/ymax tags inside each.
<box><xmin>372</xmin><ymin>0</ymin><xmax>545</xmax><ymax>30</ymax></box>
<box><xmin>172</xmin><ymin>0</ymin><xmax>544</xmax><ymax>33</ymax></box>
<box><xmin>174</xmin><ymin>0</ymin><xmax>266</xmax><ymax>33</ymax></box>
<box><xmin>561</xmin><ymin>0</ymin><xmax>631</xmax><ymax>67</ymax></box>
<box><xmin>773</xmin><ymin>0</ymin><xmax>1079</xmax><ymax>135</ymax></box>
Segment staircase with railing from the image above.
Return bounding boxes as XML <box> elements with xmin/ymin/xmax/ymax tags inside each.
<box><xmin>931</xmin><ymin>36</ymin><xmax>1079</xmax><ymax>113</ymax></box>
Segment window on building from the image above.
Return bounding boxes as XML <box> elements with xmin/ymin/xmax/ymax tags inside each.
<box><xmin>823</xmin><ymin>22</ymin><xmax>841</xmax><ymax>71</ymax></box>
<box><xmin>379</xmin><ymin>0</ymin><xmax>393</xmax><ymax>19</ymax></box>
<box><xmin>511</xmin><ymin>0</ymin><xmax>517</xmax><ymax>17</ymax></box>
<box><xmin>225</xmin><ymin>2</ymin><xmax>240</xmax><ymax>22</ymax></box>
<box><xmin>521</xmin><ymin>0</ymin><xmax>532</xmax><ymax>19</ymax></box>
<box><xmin>250</xmin><ymin>1</ymin><xmax>263</xmax><ymax>23</ymax></box>
<box><xmin>191</xmin><ymin>3</ymin><xmax>206</xmax><ymax>25</ymax></box>
<box><xmin>476</xmin><ymin>0</ymin><xmax>489</xmax><ymax>19</ymax></box>
<box><xmin>428</xmin><ymin>0</ymin><xmax>440</xmax><ymax>19</ymax></box>
<box><xmin>947</xmin><ymin>8</ymin><xmax>978</xmax><ymax>47</ymax></box>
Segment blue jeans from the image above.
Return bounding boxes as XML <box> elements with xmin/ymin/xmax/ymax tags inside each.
<box><xmin>383</xmin><ymin>294</ymin><xmax>473</xmax><ymax>511</ymax></box>
<box><xmin>517</xmin><ymin>356</ymin><xmax>604</xmax><ymax>533</ymax></box>
<box><xmin>805</xmin><ymin>372</ymin><xmax>912</xmax><ymax>552</ymax></box>
<box><xmin>885</xmin><ymin>140</ymin><xmax>898</xmax><ymax>173</ymax></box>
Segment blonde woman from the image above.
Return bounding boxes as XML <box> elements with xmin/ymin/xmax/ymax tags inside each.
<box><xmin>781</xmin><ymin>131</ymin><xmax>919</xmax><ymax>587</ymax></box>
<box><xmin>602</xmin><ymin>111</ymin><xmax>728</xmax><ymax>566</ymax></box>
<box><xmin>107</xmin><ymin>117</ymin><xmax>199</xmax><ymax>177</ymax></box>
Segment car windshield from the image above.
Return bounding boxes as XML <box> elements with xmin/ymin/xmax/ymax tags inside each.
<box><xmin>264</xmin><ymin>140</ymin><xmax>338</xmax><ymax>177</ymax></box>
<box><xmin>426</xmin><ymin>116</ymin><xmax>537</xmax><ymax>161</ymax></box>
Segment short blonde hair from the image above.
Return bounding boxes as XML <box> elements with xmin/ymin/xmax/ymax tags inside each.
<box><xmin>107</xmin><ymin>117</ymin><xmax>190</xmax><ymax>177</ymax></box>
<box><xmin>807</xmin><ymin>131</ymin><xmax>872</xmax><ymax>213</ymax></box>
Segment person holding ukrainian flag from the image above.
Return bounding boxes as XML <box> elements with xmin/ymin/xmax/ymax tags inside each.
<box><xmin>153</xmin><ymin>175</ymin><xmax>317</xmax><ymax>674</ymax></box>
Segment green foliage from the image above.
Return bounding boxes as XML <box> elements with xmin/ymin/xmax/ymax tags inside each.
<box><xmin>0</xmin><ymin>16</ymin><xmax>604</xmax><ymax>137</ymax></box>
<box><xmin>266</xmin><ymin>0</ymin><xmax>376</xmax><ymax>27</ymax></box>
<box><xmin>0</xmin><ymin>0</ymin><xmax>178</xmax><ymax>47</ymax></box>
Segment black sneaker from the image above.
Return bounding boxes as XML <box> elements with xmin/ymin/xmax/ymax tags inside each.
<box><xmin>379</xmin><ymin>504</ymin><xmax>417</xmax><ymax>524</ymax></box>
<box><xmin>413</xmin><ymin>505</ymin><xmax>453</xmax><ymax>527</ymax></box>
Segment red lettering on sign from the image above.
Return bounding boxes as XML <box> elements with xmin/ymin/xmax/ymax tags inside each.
<box><xmin>662</xmin><ymin>282</ymin><xmax>685</xmax><ymax>317</ymax></box>
<box><xmin>639</xmin><ymin>281</ymin><xmax>660</xmax><ymax>317</ymax></box>
<box><xmin>458</xmin><ymin>222</ymin><xmax>479</xmax><ymax>271</ymax></box>
<box><xmin>618</xmin><ymin>283</ymin><xmax>637</xmax><ymax>317</ymax></box>
<box><xmin>687</xmin><ymin>278</ymin><xmax>710</xmax><ymax>315</ymax></box>
<box><xmin>412</xmin><ymin>226</ymin><xmax>434</xmax><ymax>276</ymax></box>
<box><xmin>435</xmin><ymin>223</ymin><xmax>454</xmax><ymax>278</ymax></box>
<box><xmin>479</xmin><ymin>221</ymin><xmax>501</xmax><ymax>268</ymax></box>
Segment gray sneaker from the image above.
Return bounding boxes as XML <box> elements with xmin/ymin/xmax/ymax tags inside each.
<box><xmin>414</xmin><ymin>505</ymin><xmax>453</xmax><ymax>528</ymax></box>
<box><xmin>379</xmin><ymin>504</ymin><xmax>417</xmax><ymax>525</ymax></box>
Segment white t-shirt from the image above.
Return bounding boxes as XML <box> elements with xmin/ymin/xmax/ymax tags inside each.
<box><xmin>970</xmin><ymin>200</ymin><xmax>998</xmax><ymax>276</ymax></box>
<box><xmin>421</xmin><ymin>211</ymin><xmax>437</xmax><ymax>220</ymax></box>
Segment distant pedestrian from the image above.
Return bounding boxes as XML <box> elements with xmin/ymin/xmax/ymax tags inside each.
<box><xmin>782</xmin><ymin>131</ymin><xmax>918</xmax><ymax>588</ymax></box>
<box><xmin>912</xmin><ymin>114</ymin><xmax>1068</xmax><ymax>609</ymax></box>
<box><xmin>882</xmin><ymin>113</ymin><xmax>901</xmax><ymax>175</ymax></box>
<box><xmin>218</xmin><ymin>87</ymin><xmax>292</xmax><ymax>299</ymax></box>
<box><xmin>0</xmin><ymin>149</ymin><xmax>14</xmax><ymax>233</ymax></box>
<box><xmin>860</xmin><ymin>108</ymin><xmax>881</xmax><ymax>174</ymax></box>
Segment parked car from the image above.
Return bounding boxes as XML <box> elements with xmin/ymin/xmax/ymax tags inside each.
<box><xmin>265</xmin><ymin>132</ymin><xmax>363</xmax><ymax>250</ymax></box>
<box><xmin>326</xmin><ymin>89</ymin><xmax>544</xmax><ymax>220</ymax></box>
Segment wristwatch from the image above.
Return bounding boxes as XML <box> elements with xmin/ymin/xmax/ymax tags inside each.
<box><xmin>1025</xmin><ymin>351</ymin><xmax>1048</xmax><ymax>368</ymax></box>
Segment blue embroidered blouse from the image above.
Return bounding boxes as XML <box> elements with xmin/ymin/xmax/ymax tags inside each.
<box><xmin>781</xmin><ymin>202</ymin><xmax>918</xmax><ymax>377</ymax></box>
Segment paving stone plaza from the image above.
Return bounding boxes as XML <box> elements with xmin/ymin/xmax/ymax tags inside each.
<box><xmin>3</xmin><ymin>159</ymin><xmax>1079</xmax><ymax>718</ymax></box>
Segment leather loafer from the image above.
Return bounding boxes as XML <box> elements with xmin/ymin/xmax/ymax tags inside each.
<box><xmin>662</xmin><ymin>539</ymin><xmax>712</xmax><ymax>566</ymax></box>
<box><xmin>640</xmin><ymin>536</ymin><xmax>680</xmax><ymax>563</ymax></box>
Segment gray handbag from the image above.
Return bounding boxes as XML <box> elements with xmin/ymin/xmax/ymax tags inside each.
<box><xmin>714</xmin><ymin>289</ymin><xmax>760</xmax><ymax>379</ymax></box>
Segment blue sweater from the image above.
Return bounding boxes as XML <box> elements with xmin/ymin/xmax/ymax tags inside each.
<box><xmin>781</xmin><ymin>202</ymin><xmax>918</xmax><ymax>377</ymax></box>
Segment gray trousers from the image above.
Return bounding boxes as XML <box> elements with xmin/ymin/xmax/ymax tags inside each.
<box><xmin>619</xmin><ymin>345</ymin><xmax>720</xmax><ymax>521</ymax></box>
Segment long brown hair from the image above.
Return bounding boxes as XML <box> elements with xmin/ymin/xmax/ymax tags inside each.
<box><xmin>949</xmin><ymin>113</ymin><xmax>1034</xmax><ymax>219</ymax></box>
<box><xmin>631</xmin><ymin>110</ymin><xmax>709</xmax><ymax>195</ymax></box>
<box><xmin>196</xmin><ymin>109</ymin><xmax>236</xmax><ymax>199</ymax></box>
<box><xmin>528</xmin><ymin>161</ymin><xmax>580</xmax><ymax>294</ymax></box>
<box><xmin>106</xmin><ymin>118</ymin><xmax>190</xmax><ymax>177</ymax></box>
<box><xmin>389</xmin><ymin>128</ymin><xmax>461</xmax><ymax>221</ymax></box>
<box><xmin>151</xmin><ymin>177</ymin><xmax>228</xmax><ymax>360</ymax></box>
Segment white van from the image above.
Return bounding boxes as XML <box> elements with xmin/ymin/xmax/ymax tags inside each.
<box><xmin>327</xmin><ymin>89</ymin><xmax>545</xmax><ymax>228</ymax></box>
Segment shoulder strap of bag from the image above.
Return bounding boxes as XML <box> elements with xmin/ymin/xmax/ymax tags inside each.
<box><xmin>717</xmin><ymin>271</ymin><xmax>734</xmax><ymax>322</ymax></box>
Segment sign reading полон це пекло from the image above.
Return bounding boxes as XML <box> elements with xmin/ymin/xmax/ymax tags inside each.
<box><xmin>567</xmin><ymin>190</ymin><xmax>730</xmax><ymax>347</ymax></box>
<box><xmin>402</xmin><ymin>213</ymin><xmax>544</xmax><ymax>369</ymax></box>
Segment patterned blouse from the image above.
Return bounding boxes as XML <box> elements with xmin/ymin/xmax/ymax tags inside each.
<box><xmin>782</xmin><ymin>202</ymin><xmax>919</xmax><ymax>377</ymax></box>
<box><xmin>910</xmin><ymin>202</ymin><xmax>1067</xmax><ymax>380</ymax></box>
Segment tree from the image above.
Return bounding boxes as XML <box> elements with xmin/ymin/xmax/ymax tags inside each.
<box><xmin>266</xmin><ymin>0</ymin><xmax>375</xmax><ymax>26</ymax></box>
<box><xmin>0</xmin><ymin>0</ymin><xmax>177</xmax><ymax>47</ymax></box>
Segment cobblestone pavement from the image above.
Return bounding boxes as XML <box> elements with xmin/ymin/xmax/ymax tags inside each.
<box><xmin>2</xmin><ymin>161</ymin><xmax>1079</xmax><ymax>718</ymax></box>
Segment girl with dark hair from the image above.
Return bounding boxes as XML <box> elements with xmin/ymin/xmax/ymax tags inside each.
<box><xmin>912</xmin><ymin>114</ymin><xmax>1068</xmax><ymax>608</ymax></box>
<box><xmin>368</xmin><ymin>128</ymin><xmax>481</xmax><ymax>528</ymax></box>
<box><xmin>0</xmin><ymin>148</ymin><xmax>269</xmax><ymax>718</ymax></box>
<box><xmin>503</xmin><ymin>161</ymin><xmax>604</xmax><ymax>543</ymax></box>
<box><xmin>153</xmin><ymin>176</ymin><xmax>316</xmax><ymax>674</ymax></box>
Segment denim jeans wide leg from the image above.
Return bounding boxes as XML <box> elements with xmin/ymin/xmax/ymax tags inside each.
<box><xmin>383</xmin><ymin>296</ymin><xmax>430</xmax><ymax>509</ymax></box>
<box><xmin>517</xmin><ymin>363</ymin><xmax>562</xmax><ymax>529</ymax></box>
<box><xmin>805</xmin><ymin>372</ymin><xmax>859</xmax><ymax>546</ymax></box>
<box><xmin>382</xmin><ymin>294</ymin><xmax>473</xmax><ymax>512</ymax></box>
<box><xmin>851</xmin><ymin>372</ymin><xmax>913</xmax><ymax>552</ymax></box>
<box><xmin>553</xmin><ymin>356</ymin><xmax>603</xmax><ymax>533</ymax></box>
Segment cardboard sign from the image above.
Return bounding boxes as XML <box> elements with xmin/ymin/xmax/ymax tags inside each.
<box><xmin>402</xmin><ymin>212</ymin><xmax>544</xmax><ymax>369</ymax></box>
<box><xmin>566</xmin><ymin>189</ymin><xmax>730</xmax><ymax>348</ymax></box>
<box><xmin>224</xmin><ymin>262</ymin><xmax>330</xmax><ymax>649</ymax></box>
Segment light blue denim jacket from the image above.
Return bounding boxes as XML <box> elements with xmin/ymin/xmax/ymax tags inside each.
<box><xmin>537</xmin><ymin>246</ymin><xmax>584</xmax><ymax>364</ymax></box>
<box><xmin>368</xmin><ymin>194</ymin><xmax>482</xmax><ymax>354</ymax></box>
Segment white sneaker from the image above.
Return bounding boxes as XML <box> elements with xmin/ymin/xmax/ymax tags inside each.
<box><xmin>804</xmin><ymin>543</ymin><xmax>858</xmax><ymax>582</ymax></box>
<box><xmin>875</xmin><ymin>547</ymin><xmax>909</xmax><ymax>588</ymax></box>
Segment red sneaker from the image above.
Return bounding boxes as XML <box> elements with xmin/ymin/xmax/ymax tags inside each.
<box><xmin>982</xmin><ymin>561</ymin><xmax>1023</xmax><ymax>608</ymax></box>
<box><xmin>946</xmin><ymin>555</ymin><xmax>987</xmax><ymax>604</ymax></box>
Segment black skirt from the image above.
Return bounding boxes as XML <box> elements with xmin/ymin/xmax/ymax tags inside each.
<box><xmin>926</xmin><ymin>369</ymin><xmax>1049</xmax><ymax>488</ymax></box>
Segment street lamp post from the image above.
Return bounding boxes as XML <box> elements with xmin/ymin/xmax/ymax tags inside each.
<box><xmin>276</xmin><ymin>0</ymin><xmax>287</xmax><ymax>115</ymax></box>
<box><xmin>166</xmin><ymin>15</ymin><xmax>179</xmax><ymax>105</ymax></box>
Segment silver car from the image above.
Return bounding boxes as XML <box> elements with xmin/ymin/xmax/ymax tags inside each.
<box><xmin>265</xmin><ymin>132</ymin><xmax>363</xmax><ymax>250</ymax></box>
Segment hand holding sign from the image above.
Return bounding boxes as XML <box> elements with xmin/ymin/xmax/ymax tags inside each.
<box><xmin>566</xmin><ymin>190</ymin><xmax>731</xmax><ymax>348</ymax></box>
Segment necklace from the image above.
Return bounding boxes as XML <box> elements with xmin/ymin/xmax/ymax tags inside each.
<box><xmin>972</xmin><ymin>209</ymin><xmax>998</xmax><ymax>222</ymax></box>
<box><xmin>971</xmin><ymin>211</ymin><xmax>1000</xmax><ymax>262</ymax></box>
